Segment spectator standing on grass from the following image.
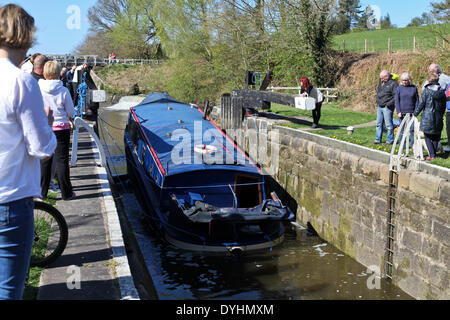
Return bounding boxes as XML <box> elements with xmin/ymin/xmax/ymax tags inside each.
<box><xmin>0</xmin><ymin>4</ymin><xmax>56</xmax><ymax>300</ymax></box>
<box><xmin>423</xmin><ymin>64</ymin><xmax>450</xmax><ymax>90</ymax></box>
<box><xmin>374</xmin><ymin>70</ymin><xmax>398</xmax><ymax>145</ymax></box>
<box><xmin>414</xmin><ymin>73</ymin><xmax>447</xmax><ymax>161</ymax></box>
<box><xmin>39</xmin><ymin>61</ymin><xmax>76</xmax><ymax>201</ymax></box>
<box><xmin>299</xmin><ymin>77</ymin><xmax>324</xmax><ymax>128</ymax></box>
<box><xmin>395</xmin><ymin>72</ymin><xmax>419</xmax><ymax>146</ymax></box>
<box><xmin>445</xmin><ymin>83</ymin><xmax>450</xmax><ymax>150</ymax></box>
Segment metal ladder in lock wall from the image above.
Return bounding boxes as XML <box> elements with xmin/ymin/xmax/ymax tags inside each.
<box><xmin>385</xmin><ymin>114</ymin><xmax>424</xmax><ymax>279</ymax></box>
<box><xmin>385</xmin><ymin>169</ymin><xmax>398</xmax><ymax>279</ymax></box>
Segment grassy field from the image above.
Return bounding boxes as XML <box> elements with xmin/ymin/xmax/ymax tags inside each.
<box><xmin>332</xmin><ymin>23</ymin><xmax>450</xmax><ymax>52</ymax></box>
<box><xmin>270</xmin><ymin>103</ymin><xmax>450</xmax><ymax>168</ymax></box>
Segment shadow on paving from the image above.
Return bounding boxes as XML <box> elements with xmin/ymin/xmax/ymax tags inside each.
<box><xmin>45</xmin><ymin>248</ymin><xmax>114</xmax><ymax>269</ymax></box>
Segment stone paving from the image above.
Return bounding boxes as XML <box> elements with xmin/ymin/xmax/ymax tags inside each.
<box><xmin>37</xmin><ymin>126</ymin><xmax>130</xmax><ymax>300</ymax></box>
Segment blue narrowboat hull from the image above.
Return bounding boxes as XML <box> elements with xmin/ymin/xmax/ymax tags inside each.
<box><xmin>124</xmin><ymin>93</ymin><xmax>292</xmax><ymax>253</ymax></box>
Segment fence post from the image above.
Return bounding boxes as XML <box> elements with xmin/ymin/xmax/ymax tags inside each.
<box><xmin>388</xmin><ymin>38</ymin><xmax>391</xmax><ymax>54</ymax></box>
<box><xmin>413</xmin><ymin>36</ymin><xmax>416</xmax><ymax>52</ymax></box>
<box><xmin>342</xmin><ymin>40</ymin><xmax>345</xmax><ymax>51</ymax></box>
<box><xmin>365</xmin><ymin>39</ymin><xmax>368</xmax><ymax>53</ymax></box>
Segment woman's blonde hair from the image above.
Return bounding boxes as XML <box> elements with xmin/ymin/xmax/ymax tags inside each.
<box><xmin>400</xmin><ymin>72</ymin><xmax>413</xmax><ymax>86</ymax></box>
<box><xmin>43</xmin><ymin>61</ymin><xmax>62</xmax><ymax>80</ymax></box>
<box><xmin>0</xmin><ymin>4</ymin><xmax>35</xmax><ymax>50</ymax></box>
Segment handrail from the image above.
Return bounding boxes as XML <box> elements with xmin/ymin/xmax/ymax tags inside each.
<box><xmin>71</xmin><ymin>117</ymin><xmax>107</xmax><ymax>169</ymax></box>
<box><xmin>45</xmin><ymin>54</ymin><xmax>162</xmax><ymax>67</ymax></box>
<box><xmin>389</xmin><ymin>113</ymin><xmax>425</xmax><ymax>172</ymax></box>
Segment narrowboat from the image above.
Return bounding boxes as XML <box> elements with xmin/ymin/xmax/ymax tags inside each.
<box><xmin>124</xmin><ymin>92</ymin><xmax>293</xmax><ymax>254</ymax></box>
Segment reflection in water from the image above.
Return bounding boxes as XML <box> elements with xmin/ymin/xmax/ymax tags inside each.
<box><xmin>98</xmin><ymin>105</ymin><xmax>412</xmax><ymax>300</ymax></box>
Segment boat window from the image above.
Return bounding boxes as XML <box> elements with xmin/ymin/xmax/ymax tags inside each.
<box><xmin>234</xmin><ymin>175</ymin><xmax>262</xmax><ymax>208</ymax></box>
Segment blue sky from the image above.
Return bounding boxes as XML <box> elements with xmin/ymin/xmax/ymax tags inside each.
<box><xmin>11</xmin><ymin>0</ymin><xmax>97</xmax><ymax>55</ymax></box>
<box><xmin>359</xmin><ymin>0</ymin><xmax>433</xmax><ymax>27</ymax></box>
<box><xmin>9</xmin><ymin>0</ymin><xmax>435</xmax><ymax>55</ymax></box>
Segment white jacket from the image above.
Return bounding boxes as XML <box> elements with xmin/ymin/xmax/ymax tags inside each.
<box><xmin>39</xmin><ymin>79</ymin><xmax>75</xmax><ymax>125</ymax></box>
<box><xmin>0</xmin><ymin>58</ymin><xmax>56</xmax><ymax>203</ymax></box>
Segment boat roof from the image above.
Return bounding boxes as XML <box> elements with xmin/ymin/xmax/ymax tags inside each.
<box><xmin>130</xmin><ymin>92</ymin><xmax>261</xmax><ymax>177</ymax></box>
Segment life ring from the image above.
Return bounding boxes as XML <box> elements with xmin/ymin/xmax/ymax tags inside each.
<box><xmin>194</xmin><ymin>144</ymin><xmax>218</xmax><ymax>154</ymax></box>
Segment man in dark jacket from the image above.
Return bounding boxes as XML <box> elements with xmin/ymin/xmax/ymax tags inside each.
<box><xmin>374</xmin><ymin>70</ymin><xmax>399</xmax><ymax>145</ymax></box>
<box><xmin>414</xmin><ymin>73</ymin><xmax>447</xmax><ymax>160</ymax></box>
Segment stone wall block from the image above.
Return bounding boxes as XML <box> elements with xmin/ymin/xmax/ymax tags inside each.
<box><xmin>379</xmin><ymin>164</ymin><xmax>390</xmax><ymax>185</ymax></box>
<box><xmin>340</xmin><ymin>152</ymin><xmax>361</xmax><ymax>172</ymax></box>
<box><xmin>313</xmin><ymin>144</ymin><xmax>328</xmax><ymax>162</ymax></box>
<box><xmin>409</xmin><ymin>172</ymin><xmax>443</xmax><ymax>200</ymax></box>
<box><xmin>398</xmin><ymin>169</ymin><xmax>412</xmax><ymax>190</ymax></box>
<box><xmin>306</xmin><ymin>140</ymin><xmax>316</xmax><ymax>156</ymax></box>
<box><xmin>280</xmin><ymin>133</ymin><xmax>292</xmax><ymax>147</ymax></box>
<box><xmin>401</xmin><ymin>228</ymin><xmax>423</xmax><ymax>253</ymax></box>
<box><xmin>421</xmin><ymin>237</ymin><xmax>441</xmax><ymax>261</ymax></box>
<box><xmin>326</xmin><ymin>148</ymin><xmax>341</xmax><ymax>165</ymax></box>
<box><xmin>359</xmin><ymin>158</ymin><xmax>381</xmax><ymax>181</ymax></box>
<box><xmin>432</xmin><ymin>219</ymin><xmax>450</xmax><ymax>246</ymax></box>
<box><xmin>428</xmin><ymin>262</ymin><xmax>448</xmax><ymax>290</ymax></box>
<box><xmin>438</xmin><ymin>180</ymin><xmax>450</xmax><ymax>206</ymax></box>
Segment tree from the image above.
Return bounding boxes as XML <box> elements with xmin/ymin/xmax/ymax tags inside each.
<box><xmin>285</xmin><ymin>0</ymin><xmax>335</xmax><ymax>86</ymax></box>
<box><xmin>86</xmin><ymin>0</ymin><xmax>160</xmax><ymax>58</ymax></box>
<box><xmin>431</xmin><ymin>0</ymin><xmax>450</xmax><ymax>23</ymax></box>
<box><xmin>407</xmin><ymin>12</ymin><xmax>435</xmax><ymax>27</ymax></box>
<box><xmin>87</xmin><ymin>0</ymin><xmax>129</xmax><ymax>32</ymax></box>
<box><xmin>380</xmin><ymin>13</ymin><xmax>396</xmax><ymax>29</ymax></box>
<box><xmin>334</xmin><ymin>0</ymin><xmax>363</xmax><ymax>34</ymax></box>
<box><xmin>108</xmin><ymin>0</ymin><xmax>160</xmax><ymax>58</ymax></box>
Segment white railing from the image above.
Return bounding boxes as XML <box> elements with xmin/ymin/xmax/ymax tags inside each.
<box><xmin>45</xmin><ymin>54</ymin><xmax>162</xmax><ymax>67</ymax></box>
<box><xmin>268</xmin><ymin>86</ymin><xmax>338</xmax><ymax>103</ymax></box>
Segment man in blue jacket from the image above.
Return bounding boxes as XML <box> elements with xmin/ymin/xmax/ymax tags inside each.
<box><xmin>374</xmin><ymin>70</ymin><xmax>399</xmax><ymax>145</ymax></box>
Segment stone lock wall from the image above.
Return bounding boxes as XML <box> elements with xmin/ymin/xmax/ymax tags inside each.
<box><xmin>238</xmin><ymin>116</ymin><xmax>449</xmax><ymax>300</ymax></box>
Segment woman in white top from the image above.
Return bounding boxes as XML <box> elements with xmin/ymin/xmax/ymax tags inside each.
<box><xmin>39</xmin><ymin>61</ymin><xmax>76</xmax><ymax>200</ymax></box>
<box><xmin>0</xmin><ymin>4</ymin><xmax>56</xmax><ymax>299</ymax></box>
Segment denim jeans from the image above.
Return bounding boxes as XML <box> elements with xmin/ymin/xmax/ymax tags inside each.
<box><xmin>0</xmin><ymin>197</ymin><xmax>34</xmax><ymax>300</ymax></box>
<box><xmin>375</xmin><ymin>106</ymin><xmax>394</xmax><ymax>144</ymax></box>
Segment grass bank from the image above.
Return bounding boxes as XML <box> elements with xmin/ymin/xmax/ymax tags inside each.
<box><xmin>270</xmin><ymin>103</ymin><xmax>449</xmax><ymax>169</ymax></box>
<box><xmin>333</xmin><ymin>24</ymin><xmax>450</xmax><ymax>52</ymax></box>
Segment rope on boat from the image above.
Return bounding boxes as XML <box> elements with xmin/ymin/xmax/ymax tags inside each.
<box><xmin>74</xmin><ymin>73</ymin><xmax>88</xmax><ymax>119</ymax></box>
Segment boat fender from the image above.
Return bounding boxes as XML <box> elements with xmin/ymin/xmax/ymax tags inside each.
<box><xmin>194</xmin><ymin>144</ymin><xmax>218</xmax><ymax>154</ymax></box>
<box><xmin>168</xmin><ymin>106</ymin><xmax>173</xmax><ymax>110</ymax></box>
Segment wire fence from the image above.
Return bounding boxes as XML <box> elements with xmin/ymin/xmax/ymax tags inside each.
<box><xmin>334</xmin><ymin>35</ymin><xmax>449</xmax><ymax>53</ymax></box>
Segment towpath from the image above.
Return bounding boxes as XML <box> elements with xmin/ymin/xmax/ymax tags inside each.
<box><xmin>36</xmin><ymin>124</ymin><xmax>139</xmax><ymax>300</ymax></box>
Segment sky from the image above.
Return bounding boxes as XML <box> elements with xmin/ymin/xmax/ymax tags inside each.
<box><xmin>8</xmin><ymin>0</ymin><xmax>436</xmax><ymax>56</ymax></box>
